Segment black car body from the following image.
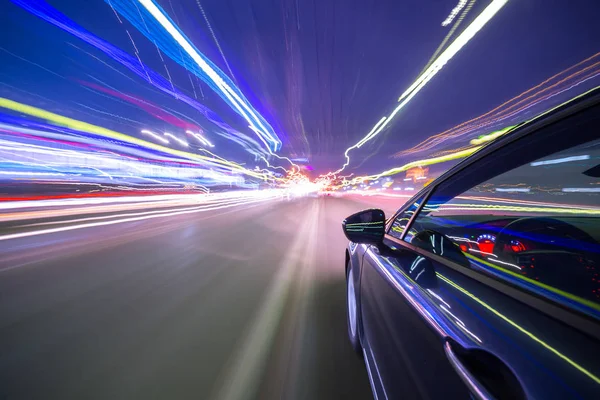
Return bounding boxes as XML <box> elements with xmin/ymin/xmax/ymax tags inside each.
<box><xmin>343</xmin><ymin>89</ymin><xmax>600</xmax><ymax>399</ymax></box>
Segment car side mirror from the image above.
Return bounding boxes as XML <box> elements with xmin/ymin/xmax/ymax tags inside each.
<box><xmin>342</xmin><ymin>209</ymin><xmax>386</xmax><ymax>245</ymax></box>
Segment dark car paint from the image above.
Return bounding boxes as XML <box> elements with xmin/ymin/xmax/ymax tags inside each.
<box><xmin>351</xmin><ymin>237</ymin><xmax>600</xmax><ymax>399</ymax></box>
<box><xmin>344</xmin><ymin>90</ymin><xmax>600</xmax><ymax>399</ymax></box>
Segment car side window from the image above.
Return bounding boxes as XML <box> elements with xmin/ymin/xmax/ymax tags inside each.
<box><xmin>405</xmin><ymin>138</ymin><xmax>600</xmax><ymax>320</ymax></box>
<box><xmin>388</xmin><ymin>193</ymin><xmax>428</xmax><ymax>240</ymax></box>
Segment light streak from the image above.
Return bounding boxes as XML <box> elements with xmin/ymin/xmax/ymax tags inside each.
<box><xmin>350</xmin><ymin>146</ymin><xmax>480</xmax><ymax>183</ymax></box>
<box><xmin>469</xmin><ymin>125</ymin><xmax>515</xmax><ymax>145</ymax></box>
<box><xmin>129</xmin><ymin>0</ymin><xmax>282</xmax><ymax>152</ymax></box>
<box><xmin>467</xmin><ymin>248</ymin><xmax>496</xmax><ymax>257</ymax></box>
<box><xmin>141</xmin><ymin>129</ymin><xmax>169</xmax><ymax>144</ymax></box>
<box><xmin>0</xmin><ymin>170</ymin><xmax>66</xmax><ymax>177</ymax></box>
<box><xmin>0</xmin><ymin>193</ymin><xmax>283</xmax><ymax>243</ymax></box>
<box><xmin>394</xmin><ymin>56</ymin><xmax>600</xmax><ymax>158</ymax></box>
<box><xmin>399</xmin><ymin>0</ymin><xmax>508</xmax><ymax>103</ymax></box>
<box><xmin>164</xmin><ymin>132</ymin><xmax>189</xmax><ymax>147</ymax></box>
<box><xmin>441</xmin><ymin>0</ymin><xmax>468</xmax><ymax>26</ymax></box>
<box><xmin>186</xmin><ymin>130</ymin><xmax>214</xmax><ymax>147</ymax></box>
<box><xmin>455</xmin><ymin>194</ymin><xmax>599</xmax><ymax>210</ymax></box>
<box><xmin>342</xmin><ymin>85</ymin><xmax>600</xmax><ymax>188</ymax></box>
<box><xmin>0</xmin><ymin>192</ymin><xmax>233</xmax><ymax>211</ymax></box>
<box><xmin>562</xmin><ymin>188</ymin><xmax>600</xmax><ymax>193</ymax></box>
<box><xmin>193</xmin><ymin>0</ymin><xmax>237</xmax><ymax>84</ymax></box>
<box><xmin>439</xmin><ymin>304</ymin><xmax>482</xmax><ymax>343</ymax></box>
<box><xmin>331</xmin><ymin>0</ymin><xmax>508</xmax><ymax>174</ymax></box>
<box><xmin>438</xmin><ymin>273</ymin><xmax>600</xmax><ymax>384</ymax></box>
<box><xmin>464</xmin><ymin>252</ymin><xmax>600</xmax><ymax>321</ymax></box>
<box><xmin>368</xmin><ymin>249</ymin><xmax>447</xmax><ymax>338</ymax></box>
<box><xmin>355</xmin><ymin>117</ymin><xmax>388</xmax><ymax>148</ymax></box>
<box><xmin>423</xmin><ymin>0</ymin><xmax>476</xmax><ymax>73</ymax></box>
<box><xmin>531</xmin><ymin>155</ymin><xmax>590</xmax><ymax>166</ymax></box>
<box><xmin>12</xmin><ymin>0</ymin><xmax>267</xmax><ymax>158</ymax></box>
<box><xmin>328</xmin><ymin>117</ymin><xmax>387</xmax><ymax>175</ymax></box>
<box><xmin>0</xmin><ymin>139</ymin><xmax>223</xmax><ymax>184</ymax></box>
<box><xmin>260</xmin><ymin>156</ymin><xmax>288</xmax><ymax>174</ymax></box>
<box><xmin>487</xmin><ymin>258</ymin><xmax>521</xmax><ymax>270</ymax></box>
<box><xmin>17</xmin><ymin>197</ymin><xmax>260</xmax><ymax>227</ymax></box>
<box><xmin>0</xmin><ymin>136</ymin><xmax>238</xmax><ymax>184</ymax></box>
<box><xmin>426</xmin><ymin>289</ymin><xmax>452</xmax><ymax>308</ymax></box>
<box><xmin>266</xmin><ymin>151</ymin><xmax>300</xmax><ymax>172</ymax></box>
<box><xmin>0</xmin><ymin>97</ymin><xmax>271</xmax><ymax>180</ymax></box>
<box><xmin>495</xmin><ymin>188</ymin><xmax>530</xmax><ymax>193</ymax></box>
<box><xmin>432</xmin><ymin>204</ymin><xmax>600</xmax><ymax>216</ymax></box>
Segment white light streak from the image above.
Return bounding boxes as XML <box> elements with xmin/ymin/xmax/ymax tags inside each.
<box><xmin>164</xmin><ymin>132</ymin><xmax>189</xmax><ymax>147</ymax></box>
<box><xmin>137</xmin><ymin>0</ymin><xmax>281</xmax><ymax>151</ymax></box>
<box><xmin>495</xmin><ymin>188</ymin><xmax>530</xmax><ymax>193</ymax></box>
<box><xmin>488</xmin><ymin>257</ymin><xmax>521</xmax><ymax>270</ymax></box>
<box><xmin>141</xmin><ymin>129</ymin><xmax>169</xmax><ymax>144</ymax></box>
<box><xmin>442</xmin><ymin>0</ymin><xmax>468</xmax><ymax>26</ymax></box>
<box><xmin>186</xmin><ymin>130</ymin><xmax>214</xmax><ymax>147</ymax></box>
<box><xmin>468</xmin><ymin>248</ymin><xmax>497</xmax><ymax>257</ymax></box>
<box><xmin>0</xmin><ymin>193</ymin><xmax>282</xmax><ymax>243</ymax></box>
<box><xmin>331</xmin><ymin>0</ymin><xmax>509</xmax><ymax>174</ymax></box>
<box><xmin>427</xmin><ymin>289</ymin><xmax>452</xmax><ymax>308</ymax></box>
<box><xmin>531</xmin><ymin>155</ymin><xmax>590</xmax><ymax>166</ymax></box>
<box><xmin>562</xmin><ymin>188</ymin><xmax>600</xmax><ymax>193</ymax></box>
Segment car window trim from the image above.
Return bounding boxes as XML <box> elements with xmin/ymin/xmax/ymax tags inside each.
<box><xmin>385</xmin><ymin>188</ymin><xmax>433</xmax><ymax>234</ymax></box>
<box><xmin>384</xmin><ymin>234</ymin><xmax>600</xmax><ymax>340</ymax></box>
<box><xmin>398</xmin><ymin>188</ymin><xmax>433</xmax><ymax>241</ymax></box>
<box><xmin>383</xmin><ymin>233</ymin><xmax>600</xmax><ymax>341</ymax></box>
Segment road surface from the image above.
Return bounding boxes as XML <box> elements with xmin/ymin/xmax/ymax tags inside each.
<box><xmin>0</xmin><ymin>195</ymin><xmax>404</xmax><ymax>399</ymax></box>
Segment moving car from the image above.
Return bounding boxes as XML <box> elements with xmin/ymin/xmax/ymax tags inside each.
<box><xmin>342</xmin><ymin>89</ymin><xmax>600</xmax><ymax>399</ymax></box>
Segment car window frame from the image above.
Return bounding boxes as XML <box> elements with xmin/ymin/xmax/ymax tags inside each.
<box><xmin>385</xmin><ymin>189</ymin><xmax>433</xmax><ymax>238</ymax></box>
<box><xmin>382</xmin><ymin>89</ymin><xmax>600</xmax><ymax>340</ymax></box>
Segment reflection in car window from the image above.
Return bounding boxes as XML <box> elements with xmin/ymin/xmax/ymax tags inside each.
<box><xmin>388</xmin><ymin>194</ymin><xmax>427</xmax><ymax>240</ymax></box>
<box><xmin>406</xmin><ymin>139</ymin><xmax>600</xmax><ymax>319</ymax></box>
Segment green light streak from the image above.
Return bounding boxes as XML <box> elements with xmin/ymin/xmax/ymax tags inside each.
<box><xmin>437</xmin><ymin>273</ymin><xmax>600</xmax><ymax>384</ymax></box>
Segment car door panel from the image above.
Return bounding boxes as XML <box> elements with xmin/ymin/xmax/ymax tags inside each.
<box><xmin>360</xmin><ymin>236</ymin><xmax>600</xmax><ymax>399</ymax></box>
<box><xmin>360</xmin><ymin>245</ymin><xmax>470</xmax><ymax>399</ymax></box>
<box><xmin>430</xmin><ymin>255</ymin><xmax>600</xmax><ymax>399</ymax></box>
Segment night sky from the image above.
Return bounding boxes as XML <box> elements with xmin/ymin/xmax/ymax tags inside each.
<box><xmin>1</xmin><ymin>0</ymin><xmax>600</xmax><ymax>176</ymax></box>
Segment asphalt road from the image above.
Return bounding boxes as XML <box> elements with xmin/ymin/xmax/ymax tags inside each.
<box><xmin>0</xmin><ymin>195</ymin><xmax>404</xmax><ymax>400</ymax></box>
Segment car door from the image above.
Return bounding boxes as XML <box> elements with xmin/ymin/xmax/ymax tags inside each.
<box><xmin>359</xmin><ymin>94</ymin><xmax>600</xmax><ymax>399</ymax></box>
<box><xmin>359</xmin><ymin>195</ymin><xmax>474</xmax><ymax>399</ymax></box>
